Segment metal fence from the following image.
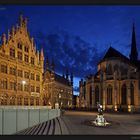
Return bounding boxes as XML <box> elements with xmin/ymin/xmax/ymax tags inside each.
<box><xmin>0</xmin><ymin>106</ymin><xmax>60</xmax><ymax>135</ymax></box>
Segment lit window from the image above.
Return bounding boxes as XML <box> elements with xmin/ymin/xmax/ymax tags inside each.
<box><xmin>24</xmin><ymin>46</ymin><xmax>29</xmax><ymax>53</ymax></box>
<box><xmin>24</xmin><ymin>54</ymin><xmax>29</xmax><ymax>62</ymax></box>
<box><xmin>10</xmin><ymin>67</ymin><xmax>16</xmax><ymax>75</ymax></box>
<box><xmin>24</xmin><ymin>84</ymin><xmax>29</xmax><ymax>92</ymax></box>
<box><xmin>18</xmin><ymin>70</ymin><xmax>22</xmax><ymax>77</ymax></box>
<box><xmin>36</xmin><ymin>75</ymin><xmax>40</xmax><ymax>81</ymax></box>
<box><xmin>31</xmin><ymin>57</ymin><xmax>34</xmax><ymax>65</ymax></box>
<box><xmin>1</xmin><ymin>79</ymin><xmax>7</xmax><ymax>89</ymax></box>
<box><xmin>1</xmin><ymin>65</ymin><xmax>7</xmax><ymax>73</ymax></box>
<box><xmin>17</xmin><ymin>42</ymin><xmax>22</xmax><ymax>49</ymax></box>
<box><xmin>10</xmin><ymin>82</ymin><xmax>16</xmax><ymax>90</ymax></box>
<box><xmin>31</xmin><ymin>73</ymin><xmax>34</xmax><ymax>80</ymax></box>
<box><xmin>10</xmin><ymin>48</ymin><xmax>15</xmax><ymax>57</ymax></box>
<box><xmin>24</xmin><ymin>71</ymin><xmax>29</xmax><ymax>79</ymax></box>
<box><xmin>18</xmin><ymin>83</ymin><xmax>22</xmax><ymax>91</ymax></box>
<box><xmin>36</xmin><ymin>87</ymin><xmax>40</xmax><ymax>93</ymax></box>
<box><xmin>17</xmin><ymin>51</ymin><xmax>22</xmax><ymax>60</ymax></box>
<box><xmin>31</xmin><ymin>85</ymin><xmax>35</xmax><ymax>92</ymax></box>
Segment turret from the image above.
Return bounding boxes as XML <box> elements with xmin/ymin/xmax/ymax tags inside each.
<box><xmin>24</xmin><ymin>17</ymin><xmax>28</xmax><ymax>28</ymax></box>
<box><xmin>20</xmin><ymin>14</ymin><xmax>23</xmax><ymax>27</ymax></box>
<box><xmin>2</xmin><ymin>33</ymin><xmax>6</xmax><ymax>45</ymax></box>
<box><xmin>31</xmin><ymin>37</ymin><xmax>34</xmax><ymax>50</ymax></box>
<box><xmin>16</xmin><ymin>23</ymin><xmax>19</xmax><ymax>32</ymax></box>
<box><xmin>37</xmin><ymin>50</ymin><xmax>39</xmax><ymax>65</ymax></box>
<box><xmin>7</xmin><ymin>29</ymin><xmax>10</xmax><ymax>41</ymax></box>
<box><xmin>40</xmin><ymin>47</ymin><xmax>44</xmax><ymax>73</ymax></box>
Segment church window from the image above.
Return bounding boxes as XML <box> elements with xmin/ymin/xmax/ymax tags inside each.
<box><xmin>130</xmin><ymin>83</ymin><xmax>134</xmax><ymax>105</ymax></box>
<box><xmin>121</xmin><ymin>84</ymin><xmax>127</xmax><ymax>105</ymax></box>
<box><xmin>107</xmin><ymin>85</ymin><xmax>112</xmax><ymax>105</ymax></box>
<box><xmin>95</xmin><ymin>86</ymin><xmax>99</xmax><ymax>105</ymax></box>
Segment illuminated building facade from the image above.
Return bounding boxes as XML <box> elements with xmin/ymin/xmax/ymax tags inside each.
<box><xmin>0</xmin><ymin>15</ymin><xmax>44</xmax><ymax>106</ymax></box>
<box><xmin>79</xmin><ymin>24</ymin><xmax>140</xmax><ymax>112</ymax></box>
<box><xmin>0</xmin><ymin>15</ymin><xmax>74</xmax><ymax>108</ymax></box>
<box><xmin>43</xmin><ymin>57</ymin><xmax>73</xmax><ymax>108</ymax></box>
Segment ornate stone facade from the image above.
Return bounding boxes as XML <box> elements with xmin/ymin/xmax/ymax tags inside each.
<box><xmin>0</xmin><ymin>15</ymin><xmax>44</xmax><ymax>106</ymax></box>
<box><xmin>0</xmin><ymin>15</ymin><xmax>74</xmax><ymax>108</ymax></box>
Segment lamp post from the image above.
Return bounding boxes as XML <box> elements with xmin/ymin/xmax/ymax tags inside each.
<box><xmin>22</xmin><ymin>80</ymin><xmax>26</xmax><ymax>91</ymax></box>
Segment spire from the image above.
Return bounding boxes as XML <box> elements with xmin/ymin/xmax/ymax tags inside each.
<box><xmin>8</xmin><ymin>29</ymin><xmax>11</xmax><ymax>41</ymax></box>
<box><xmin>24</xmin><ymin>17</ymin><xmax>28</xmax><ymax>28</ymax></box>
<box><xmin>16</xmin><ymin>23</ymin><xmax>19</xmax><ymax>32</ymax></box>
<box><xmin>31</xmin><ymin>37</ymin><xmax>34</xmax><ymax>50</ymax></box>
<box><xmin>2</xmin><ymin>33</ymin><xmax>6</xmax><ymax>45</ymax></box>
<box><xmin>130</xmin><ymin>23</ymin><xmax>138</xmax><ymax>64</ymax></box>
<box><xmin>20</xmin><ymin>14</ymin><xmax>23</xmax><ymax>27</ymax></box>
<box><xmin>37</xmin><ymin>50</ymin><xmax>39</xmax><ymax>64</ymax></box>
<box><xmin>40</xmin><ymin>47</ymin><xmax>44</xmax><ymax>60</ymax></box>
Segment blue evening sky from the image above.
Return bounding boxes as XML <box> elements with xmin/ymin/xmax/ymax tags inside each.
<box><xmin>0</xmin><ymin>5</ymin><xmax>140</xmax><ymax>95</ymax></box>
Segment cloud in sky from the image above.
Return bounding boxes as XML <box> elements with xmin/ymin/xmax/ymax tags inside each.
<box><xmin>34</xmin><ymin>29</ymin><xmax>106</xmax><ymax>78</ymax></box>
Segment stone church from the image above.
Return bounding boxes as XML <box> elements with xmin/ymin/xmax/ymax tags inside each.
<box><xmin>79</xmin><ymin>24</ymin><xmax>140</xmax><ymax>112</ymax></box>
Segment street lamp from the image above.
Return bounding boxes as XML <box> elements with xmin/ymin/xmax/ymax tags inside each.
<box><xmin>22</xmin><ymin>80</ymin><xmax>26</xmax><ymax>91</ymax></box>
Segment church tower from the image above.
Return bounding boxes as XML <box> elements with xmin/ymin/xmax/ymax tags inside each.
<box><xmin>129</xmin><ymin>23</ymin><xmax>138</xmax><ymax>65</ymax></box>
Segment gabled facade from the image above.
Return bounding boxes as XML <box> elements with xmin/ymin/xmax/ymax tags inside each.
<box><xmin>43</xmin><ymin>57</ymin><xmax>73</xmax><ymax>108</ymax></box>
<box><xmin>0</xmin><ymin>15</ymin><xmax>44</xmax><ymax>106</ymax></box>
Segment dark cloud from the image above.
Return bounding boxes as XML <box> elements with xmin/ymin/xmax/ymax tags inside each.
<box><xmin>35</xmin><ymin>29</ymin><xmax>106</xmax><ymax>78</ymax></box>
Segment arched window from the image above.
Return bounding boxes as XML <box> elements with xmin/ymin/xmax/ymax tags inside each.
<box><xmin>121</xmin><ymin>84</ymin><xmax>127</xmax><ymax>105</ymax></box>
<box><xmin>30</xmin><ymin>97</ymin><xmax>34</xmax><ymax>106</ymax></box>
<box><xmin>89</xmin><ymin>86</ymin><xmax>92</xmax><ymax>106</ymax></box>
<box><xmin>114</xmin><ymin>64</ymin><xmax>118</xmax><ymax>71</ymax></box>
<box><xmin>17</xmin><ymin>96</ymin><xmax>22</xmax><ymax>105</ymax></box>
<box><xmin>24</xmin><ymin>97</ymin><xmax>28</xmax><ymax>105</ymax></box>
<box><xmin>107</xmin><ymin>64</ymin><xmax>113</xmax><ymax>75</ymax></box>
<box><xmin>95</xmin><ymin>86</ymin><xmax>99</xmax><ymax>105</ymax></box>
<box><xmin>130</xmin><ymin>83</ymin><xmax>134</xmax><ymax>105</ymax></box>
<box><xmin>107</xmin><ymin>85</ymin><xmax>112</xmax><ymax>105</ymax></box>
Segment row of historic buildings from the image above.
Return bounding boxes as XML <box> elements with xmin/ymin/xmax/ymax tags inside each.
<box><xmin>0</xmin><ymin>15</ymin><xmax>73</xmax><ymax>108</ymax></box>
<box><xmin>79</xmin><ymin>24</ymin><xmax>140</xmax><ymax>112</ymax></box>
